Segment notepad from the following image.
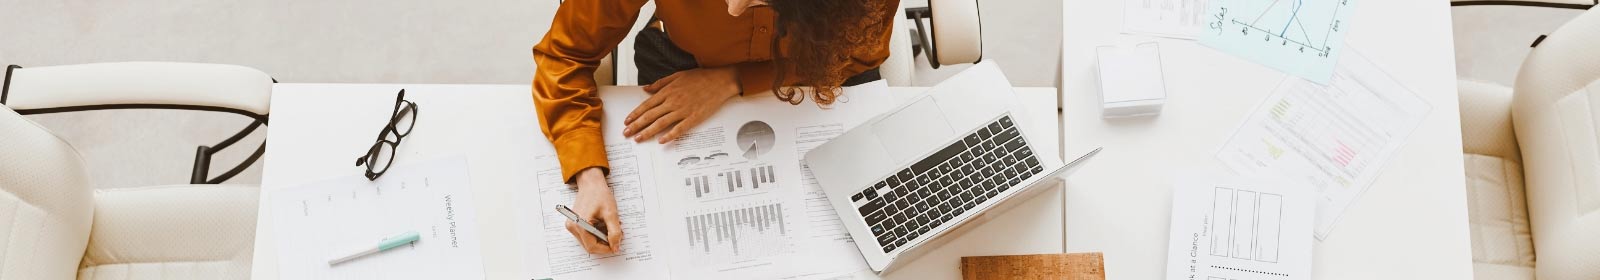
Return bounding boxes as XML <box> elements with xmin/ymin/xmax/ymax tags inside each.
<box><xmin>271</xmin><ymin>157</ymin><xmax>484</xmax><ymax>279</ymax></box>
<box><xmin>1095</xmin><ymin>42</ymin><xmax>1166</xmax><ymax>118</ymax></box>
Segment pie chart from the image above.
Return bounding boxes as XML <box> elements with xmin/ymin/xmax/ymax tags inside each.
<box><xmin>737</xmin><ymin>121</ymin><xmax>775</xmax><ymax>160</ymax></box>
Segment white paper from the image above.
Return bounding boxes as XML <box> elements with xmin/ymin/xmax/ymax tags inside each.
<box><xmin>1165</xmin><ymin>175</ymin><xmax>1313</xmax><ymax>280</ymax></box>
<box><xmin>516</xmin><ymin>88</ymin><xmax>670</xmax><ymax>280</ymax></box>
<box><xmin>1198</xmin><ymin>0</ymin><xmax>1357</xmax><ymax>83</ymax></box>
<box><xmin>531</xmin><ymin>142</ymin><xmax>667</xmax><ymax>278</ymax></box>
<box><xmin>271</xmin><ymin>157</ymin><xmax>484</xmax><ymax>280</ymax></box>
<box><xmin>647</xmin><ymin>82</ymin><xmax>892</xmax><ymax>279</ymax></box>
<box><xmin>1122</xmin><ymin>0</ymin><xmax>1210</xmax><ymax>39</ymax></box>
<box><xmin>1216</xmin><ymin>50</ymin><xmax>1430</xmax><ymax>239</ymax></box>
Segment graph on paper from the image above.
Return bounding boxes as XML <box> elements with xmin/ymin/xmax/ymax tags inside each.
<box><xmin>1200</xmin><ymin>0</ymin><xmax>1356</xmax><ymax>83</ymax></box>
<box><xmin>683</xmin><ymin>203</ymin><xmax>794</xmax><ymax>266</ymax></box>
<box><xmin>1208</xmin><ymin>187</ymin><xmax>1284</xmax><ymax>263</ymax></box>
<box><xmin>683</xmin><ymin>165</ymin><xmax>781</xmax><ymax>201</ymax></box>
<box><xmin>1165</xmin><ymin>177</ymin><xmax>1313</xmax><ymax>280</ymax></box>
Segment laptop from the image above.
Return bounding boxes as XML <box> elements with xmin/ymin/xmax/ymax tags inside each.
<box><xmin>803</xmin><ymin>61</ymin><xmax>1099</xmax><ymax>274</ymax></box>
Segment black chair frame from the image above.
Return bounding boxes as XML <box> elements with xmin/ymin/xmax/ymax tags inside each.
<box><xmin>2</xmin><ymin>64</ymin><xmax>272</xmax><ymax>185</ymax></box>
<box><xmin>906</xmin><ymin>6</ymin><xmax>985</xmax><ymax>70</ymax></box>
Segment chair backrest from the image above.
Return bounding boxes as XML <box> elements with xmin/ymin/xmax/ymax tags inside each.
<box><xmin>0</xmin><ymin>106</ymin><xmax>94</xmax><ymax>280</ymax></box>
<box><xmin>1511</xmin><ymin>6</ymin><xmax>1600</xmax><ymax>279</ymax></box>
<box><xmin>930</xmin><ymin>0</ymin><xmax>983</xmax><ymax>65</ymax></box>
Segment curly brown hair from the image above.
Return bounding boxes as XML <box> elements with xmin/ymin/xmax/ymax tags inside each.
<box><xmin>768</xmin><ymin>0</ymin><xmax>892</xmax><ymax>106</ymax></box>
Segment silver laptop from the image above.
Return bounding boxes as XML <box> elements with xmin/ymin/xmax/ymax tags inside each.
<box><xmin>804</xmin><ymin>61</ymin><xmax>1099</xmax><ymax>274</ymax></box>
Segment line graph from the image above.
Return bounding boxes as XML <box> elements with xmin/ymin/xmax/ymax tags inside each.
<box><xmin>1201</xmin><ymin>0</ymin><xmax>1356</xmax><ymax>83</ymax></box>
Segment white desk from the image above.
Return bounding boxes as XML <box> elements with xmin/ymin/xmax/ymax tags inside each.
<box><xmin>1061</xmin><ymin>0</ymin><xmax>1471</xmax><ymax>279</ymax></box>
<box><xmin>251</xmin><ymin>84</ymin><xmax>1066</xmax><ymax>280</ymax></box>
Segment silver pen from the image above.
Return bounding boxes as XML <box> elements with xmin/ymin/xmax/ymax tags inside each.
<box><xmin>555</xmin><ymin>204</ymin><xmax>610</xmax><ymax>245</ymax></box>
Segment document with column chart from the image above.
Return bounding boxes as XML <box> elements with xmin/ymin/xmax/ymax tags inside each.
<box><xmin>648</xmin><ymin>82</ymin><xmax>892</xmax><ymax>279</ymax></box>
<box><xmin>1216</xmin><ymin>50</ymin><xmax>1429</xmax><ymax>239</ymax></box>
<box><xmin>1165</xmin><ymin>175</ymin><xmax>1313</xmax><ymax>280</ymax></box>
<box><xmin>515</xmin><ymin>82</ymin><xmax>893</xmax><ymax>280</ymax></box>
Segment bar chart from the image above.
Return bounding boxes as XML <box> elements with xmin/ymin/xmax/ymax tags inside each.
<box><xmin>1208</xmin><ymin>187</ymin><xmax>1284</xmax><ymax>263</ymax></box>
<box><xmin>683</xmin><ymin>203</ymin><xmax>793</xmax><ymax>266</ymax></box>
<box><xmin>683</xmin><ymin>165</ymin><xmax>780</xmax><ymax>201</ymax></box>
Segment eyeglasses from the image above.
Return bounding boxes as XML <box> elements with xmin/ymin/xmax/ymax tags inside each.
<box><xmin>355</xmin><ymin>89</ymin><xmax>418</xmax><ymax>180</ymax></box>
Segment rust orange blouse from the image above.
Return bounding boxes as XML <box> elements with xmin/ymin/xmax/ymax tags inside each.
<box><xmin>533</xmin><ymin>0</ymin><xmax>896</xmax><ymax>182</ymax></box>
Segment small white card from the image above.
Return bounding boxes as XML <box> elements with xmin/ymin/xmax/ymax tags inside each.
<box><xmin>1096</xmin><ymin>42</ymin><xmax>1166</xmax><ymax>118</ymax></box>
<box><xmin>1165</xmin><ymin>175</ymin><xmax>1313</xmax><ymax>280</ymax></box>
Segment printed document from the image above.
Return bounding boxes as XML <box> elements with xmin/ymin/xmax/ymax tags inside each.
<box><xmin>1198</xmin><ymin>0</ymin><xmax>1357</xmax><ymax>83</ymax></box>
<box><xmin>516</xmin><ymin>88</ymin><xmax>669</xmax><ymax>280</ymax></box>
<box><xmin>645</xmin><ymin>82</ymin><xmax>891</xmax><ymax>279</ymax></box>
<box><xmin>271</xmin><ymin>157</ymin><xmax>484</xmax><ymax>280</ymax></box>
<box><xmin>1165</xmin><ymin>175</ymin><xmax>1313</xmax><ymax>280</ymax></box>
<box><xmin>1216</xmin><ymin>50</ymin><xmax>1429</xmax><ymax>239</ymax></box>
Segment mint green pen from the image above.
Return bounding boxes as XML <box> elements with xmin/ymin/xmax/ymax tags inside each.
<box><xmin>328</xmin><ymin>231</ymin><xmax>420</xmax><ymax>265</ymax></box>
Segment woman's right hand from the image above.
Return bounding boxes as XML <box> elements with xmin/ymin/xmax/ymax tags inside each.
<box><xmin>567</xmin><ymin>167</ymin><xmax>624</xmax><ymax>254</ymax></box>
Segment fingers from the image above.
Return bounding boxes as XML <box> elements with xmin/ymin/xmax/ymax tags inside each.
<box><xmin>624</xmin><ymin>106</ymin><xmax>672</xmax><ymax>138</ymax></box>
<box><xmin>643</xmin><ymin>72</ymin><xmax>681</xmax><ymax>94</ymax></box>
<box><xmin>629</xmin><ymin>72</ymin><xmax>681</xmax><ymax>125</ymax></box>
<box><xmin>603</xmin><ymin>211</ymin><xmax>624</xmax><ymax>251</ymax></box>
<box><xmin>660</xmin><ymin>112</ymin><xmax>708</xmax><ymax>144</ymax></box>
<box><xmin>617</xmin><ymin>95</ymin><xmax>656</xmax><ymax>127</ymax></box>
<box><xmin>566</xmin><ymin>221</ymin><xmax>612</xmax><ymax>254</ymax></box>
<box><xmin>633</xmin><ymin>112</ymin><xmax>684</xmax><ymax>143</ymax></box>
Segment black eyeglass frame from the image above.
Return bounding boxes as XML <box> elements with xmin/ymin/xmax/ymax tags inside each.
<box><xmin>355</xmin><ymin>89</ymin><xmax>418</xmax><ymax>180</ymax></box>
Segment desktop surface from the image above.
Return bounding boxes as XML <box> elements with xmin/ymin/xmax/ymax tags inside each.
<box><xmin>1061</xmin><ymin>0</ymin><xmax>1471</xmax><ymax>279</ymax></box>
<box><xmin>251</xmin><ymin>84</ymin><xmax>1067</xmax><ymax>280</ymax></box>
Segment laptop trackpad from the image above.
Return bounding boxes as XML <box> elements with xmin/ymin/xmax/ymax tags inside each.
<box><xmin>873</xmin><ymin>98</ymin><xmax>955</xmax><ymax>163</ymax></box>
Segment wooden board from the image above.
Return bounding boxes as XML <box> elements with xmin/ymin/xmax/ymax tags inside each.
<box><xmin>960</xmin><ymin>252</ymin><xmax>1105</xmax><ymax>280</ymax></box>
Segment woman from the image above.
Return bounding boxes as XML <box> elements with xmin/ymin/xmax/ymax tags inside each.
<box><xmin>532</xmin><ymin>0</ymin><xmax>898</xmax><ymax>254</ymax></box>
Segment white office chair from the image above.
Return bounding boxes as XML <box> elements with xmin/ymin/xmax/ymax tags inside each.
<box><xmin>880</xmin><ymin>0</ymin><xmax>986</xmax><ymax>86</ymax></box>
<box><xmin>1457</xmin><ymin>6</ymin><xmax>1600</xmax><ymax>280</ymax></box>
<box><xmin>592</xmin><ymin>0</ymin><xmax>983</xmax><ymax>87</ymax></box>
<box><xmin>0</xmin><ymin>62</ymin><xmax>269</xmax><ymax>280</ymax></box>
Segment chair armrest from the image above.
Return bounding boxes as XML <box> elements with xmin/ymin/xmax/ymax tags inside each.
<box><xmin>3</xmin><ymin>62</ymin><xmax>271</xmax><ymax>115</ymax></box>
<box><xmin>930</xmin><ymin>0</ymin><xmax>983</xmax><ymax>65</ymax></box>
<box><xmin>81</xmin><ymin>185</ymin><xmax>259</xmax><ymax>268</ymax></box>
<box><xmin>1457</xmin><ymin>80</ymin><xmax>1520</xmax><ymax>161</ymax></box>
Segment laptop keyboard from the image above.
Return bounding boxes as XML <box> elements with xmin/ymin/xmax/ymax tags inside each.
<box><xmin>849</xmin><ymin>115</ymin><xmax>1044</xmax><ymax>253</ymax></box>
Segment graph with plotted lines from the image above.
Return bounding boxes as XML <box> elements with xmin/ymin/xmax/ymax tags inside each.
<box><xmin>1200</xmin><ymin>0</ymin><xmax>1356</xmax><ymax>83</ymax></box>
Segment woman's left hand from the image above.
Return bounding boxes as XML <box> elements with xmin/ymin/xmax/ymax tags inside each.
<box><xmin>623</xmin><ymin>66</ymin><xmax>742</xmax><ymax>143</ymax></box>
